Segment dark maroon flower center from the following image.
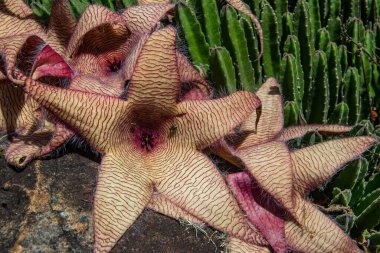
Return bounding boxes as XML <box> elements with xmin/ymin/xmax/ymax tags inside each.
<box><xmin>131</xmin><ymin>126</ymin><xmax>160</xmax><ymax>152</ymax></box>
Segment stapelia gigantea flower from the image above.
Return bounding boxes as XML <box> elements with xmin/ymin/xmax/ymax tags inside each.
<box><xmin>215</xmin><ymin>78</ymin><xmax>378</xmax><ymax>252</ymax></box>
<box><xmin>4</xmin><ymin>25</ymin><xmax>211</xmax><ymax>169</ymax></box>
<box><xmin>13</xmin><ymin>26</ymin><xmax>268</xmax><ymax>252</ymax></box>
<box><xmin>0</xmin><ymin>0</ymin><xmax>175</xmax><ymax>167</ymax></box>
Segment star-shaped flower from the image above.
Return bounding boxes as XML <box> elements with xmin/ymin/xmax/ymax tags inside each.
<box><xmin>216</xmin><ymin>78</ymin><xmax>378</xmax><ymax>252</ymax></box>
<box><xmin>13</xmin><ymin>26</ymin><xmax>267</xmax><ymax>252</ymax></box>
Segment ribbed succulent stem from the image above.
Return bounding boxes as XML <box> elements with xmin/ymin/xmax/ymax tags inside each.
<box><xmin>209</xmin><ymin>47</ymin><xmax>236</xmax><ymax>93</ymax></box>
<box><xmin>221</xmin><ymin>5</ymin><xmax>255</xmax><ymax>91</ymax></box>
<box><xmin>329</xmin><ymin>102</ymin><xmax>349</xmax><ymax>124</ymax></box>
<box><xmin>343</xmin><ymin>67</ymin><xmax>361</xmax><ymax>124</ymax></box>
<box><xmin>294</xmin><ymin>0</ymin><xmax>314</xmax><ymax>117</ymax></box>
<box><xmin>326</xmin><ymin>42</ymin><xmax>342</xmax><ymax>116</ymax></box>
<box><xmin>177</xmin><ymin>3</ymin><xmax>210</xmax><ymax>69</ymax></box>
<box><xmin>309</xmin><ymin>50</ymin><xmax>329</xmax><ymax>123</ymax></box>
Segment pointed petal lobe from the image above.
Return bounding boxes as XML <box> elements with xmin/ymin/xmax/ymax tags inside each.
<box><xmin>32</xmin><ymin>44</ymin><xmax>73</xmax><ymax>80</ymax></box>
<box><xmin>176</xmin><ymin>91</ymin><xmax>261</xmax><ymax>149</ymax></box>
<box><xmin>127</xmin><ymin>27</ymin><xmax>179</xmax><ymax>118</ymax></box>
<box><xmin>23</xmin><ymin>78</ymin><xmax>128</xmax><ymax>153</ymax></box>
<box><xmin>154</xmin><ymin>148</ymin><xmax>266</xmax><ymax>245</ymax></box>
<box><xmin>93</xmin><ymin>154</ymin><xmax>153</xmax><ymax>253</ymax></box>
<box><xmin>281</xmin><ymin>124</ymin><xmax>353</xmax><ymax>142</ymax></box>
<box><xmin>47</xmin><ymin>0</ymin><xmax>77</xmax><ymax>54</ymax></box>
<box><xmin>237</xmin><ymin>141</ymin><xmax>296</xmax><ymax>219</ymax></box>
<box><xmin>286</xmin><ymin>196</ymin><xmax>361</xmax><ymax>253</ymax></box>
<box><xmin>292</xmin><ymin>136</ymin><xmax>378</xmax><ymax>194</ymax></box>
<box><xmin>237</xmin><ymin>78</ymin><xmax>283</xmax><ymax>148</ymax></box>
<box><xmin>227</xmin><ymin>172</ymin><xmax>286</xmax><ymax>253</ymax></box>
<box><xmin>227</xmin><ymin>237</ymin><xmax>271</xmax><ymax>253</ymax></box>
<box><xmin>148</xmin><ymin>193</ymin><xmax>203</xmax><ymax>224</ymax></box>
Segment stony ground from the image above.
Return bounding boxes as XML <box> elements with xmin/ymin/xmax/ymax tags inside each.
<box><xmin>0</xmin><ymin>151</ymin><xmax>224</xmax><ymax>253</ymax></box>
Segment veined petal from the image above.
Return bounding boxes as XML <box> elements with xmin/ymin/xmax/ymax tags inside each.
<box><xmin>0</xmin><ymin>0</ymin><xmax>33</xmax><ymax>18</ymax></box>
<box><xmin>291</xmin><ymin>136</ymin><xmax>378</xmax><ymax>194</ymax></box>
<box><xmin>93</xmin><ymin>154</ymin><xmax>153</xmax><ymax>253</ymax></box>
<box><xmin>286</xmin><ymin>196</ymin><xmax>361</xmax><ymax>253</ymax></box>
<box><xmin>66</xmin><ymin>5</ymin><xmax>126</xmax><ymax>58</ymax></box>
<box><xmin>23</xmin><ymin>78</ymin><xmax>129</xmax><ymax>153</ymax></box>
<box><xmin>138</xmin><ymin>0</ymin><xmax>171</xmax><ymax>4</ymax></box>
<box><xmin>236</xmin><ymin>78</ymin><xmax>283</xmax><ymax>149</ymax></box>
<box><xmin>176</xmin><ymin>91</ymin><xmax>261</xmax><ymax>149</ymax></box>
<box><xmin>154</xmin><ymin>148</ymin><xmax>266</xmax><ymax>245</ymax></box>
<box><xmin>227</xmin><ymin>237</ymin><xmax>271</xmax><ymax>253</ymax></box>
<box><xmin>122</xmin><ymin>3</ymin><xmax>174</xmax><ymax>33</ymax></box>
<box><xmin>121</xmin><ymin>34</ymin><xmax>149</xmax><ymax>80</ymax></box>
<box><xmin>127</xmin><ymin>27</ymin><xmax>179</xmax><ymax>118</ymax></box>
<box><xmin>0</xmin><ymin>13</ymin><xmax>43</xmax><ymax>38</ymax></box>
<box><xmin>237</xmin><ymin>141</ymin><xmax>296</xmax><ymax>218</ymax></box>
<box><xmin>148</xmin><ymin>193</ymin><xmax>203</xmax><ymax>224</ymax></box>
<box><xmin>47</xmin><ymin>0</ymin><xmax>76</xmax><ymax>54</ymax></box>
<box><xmin>281</xmin><ymin>124</ymin><xmax>353</xmax><ymax>142</ymax></box>
<box><xmin>69</xmin><ymin>75</ymin><xmax>124</xmax><ymax>97</ymax></box>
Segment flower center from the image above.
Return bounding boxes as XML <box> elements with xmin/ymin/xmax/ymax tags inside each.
<box><xmin>131</xmin><ymin>126</ymin><xmax>160</xmax><ymax>153</ymax></box>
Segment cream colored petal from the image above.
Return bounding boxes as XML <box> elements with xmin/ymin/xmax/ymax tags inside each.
<box><xmin>47</xmin><ymin>0</ymin><xmax>77</xmax><ymax>54</ymax></box>
<box><xmin>236</xmin><ymin>78</ymin><xmax>283</xmax><ymax>149</ymax></box>
<box><xmin>148</xmin><ymin>193</ymin><xmax>203</xmax><ymax>224</ymax></box>
<box><xmin>237</xmin><ymin>141</ymin><xmax>296</xmax><ymax>217</ymax></box>
<box><xmin>154</xmin><ymin>148</ymin><xmax>266</xmax><ymax>245</ymax></box>
<box><xmin>23</xmin><ymin>78</ymin><xmax>129</xmax><ymax>153</ymax></box>
<box><xmin>227</xmin><ymin>237</ymin><xmax>271</xmax><ymax>253</ymax></box>
<box><xmin>127</xmin><ymin>27</ymin><xmax>179</xmax><ymax>118</ymax></box>
<box><xmin>0</xmin><ymin>12</ymin><xmax>43</xmax><ymax>38</ymax></box>
<box><xmin>286</xmin><ymin>196</ymin><xmax>361</xmax><ymax>253</ymax></box>
<box><xmin>122</xmin><ymin>4</ymin><xmax>174</xmax><ymax>33</ymax></box>
<box><xmin>176</xmin><ymin>91</ymin><xmax>261</xmax><ymax>149</ymax></box>
<box><xmin>0</xmin><ymin>0</ymin><xmax>33</xmax><ymax>18</ymax></box>
<box><xmin>138</xmin><ymin>0</ymin><xmax>171</xmax><ymax>4</ymax></box>
<box><xmin>66</xmin><ymin>5</ymin><xmax>126</xmax><ymax>57</ymax></box>
<box><xmin>93</xmin><ymin>154</ymin><xmax>153</xmax><ymax>253</ymax></box>
<box><xmin>292</xmin><ymin>136</ymin><xmax>378</xmax><ymax>194</ymax></box>
<box><xmin>281</xmin><ymin>124</ymin><xmax>353</xmax><ymax>142</ymax></box>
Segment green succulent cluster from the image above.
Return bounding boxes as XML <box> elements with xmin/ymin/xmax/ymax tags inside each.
<box><xmin>173</xmin><ymin>0</ymin><xmax>380</xmax><ymax>128</ymax></box>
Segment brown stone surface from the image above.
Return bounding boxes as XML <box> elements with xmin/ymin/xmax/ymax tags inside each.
<box><xmin>0</xmin><ymin>153</ymin><xmax>224</xmax><ymax>253</ymax></box>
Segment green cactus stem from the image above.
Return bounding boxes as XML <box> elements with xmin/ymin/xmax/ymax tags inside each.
<box><xmin>329</xmin><ymin>102</ymin><xmax>349</xmax><ymax>124</ymax></box>
<box><xmin>283</xmin><ymin>101</ymin><xmax>299</xmax><ymax>126</ymax></box>
<box><xmin>326</xmin><ymin>42</ymin><xmax>342</xmax><ymax>116</ymax></box>
<box><xmin>261</xmin><ymin>0</ymin><xmax>281</xmax><ymax>78</ymax></box>
<box><xmin>240</xmin><ymin>16</ymin><xmax>262</xmax><ymax>88</ymax></box>
<box><xmin>343</xmin><ymin>67</ymin><xmax>361</xmax><ymax>125</ymax></box>
<box><xmin>315</xmin><ymin>27</ymin><xmax>330</xmax><ymax>51</ymax></box>
<box><xmin>294</xmin><ymin>0</ymin><xmax>314</xmax><ymax>117</ymax></box>
<box><xmin>221</xmin><ymin>5</ymin><xmax>255</xmax><ymax>91</ymax></box>
<box><xmin>200</xmin><ymin>0</ymin><xmax>221</xmax><ymax>46</ymax></box>
<box><xmin>177</xmin><ymin>3</ymin><xmax>210</xmax><ymax>69</ymax></box>
<box><xmin>209</xmin><ymin>47</ymin><xmax>236</xmax><ymax>93</ymax></box>
<box><xmin>308</xmin><ymin>50</ymin><xmax>329</xmax><ymax>123</ymax></box>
